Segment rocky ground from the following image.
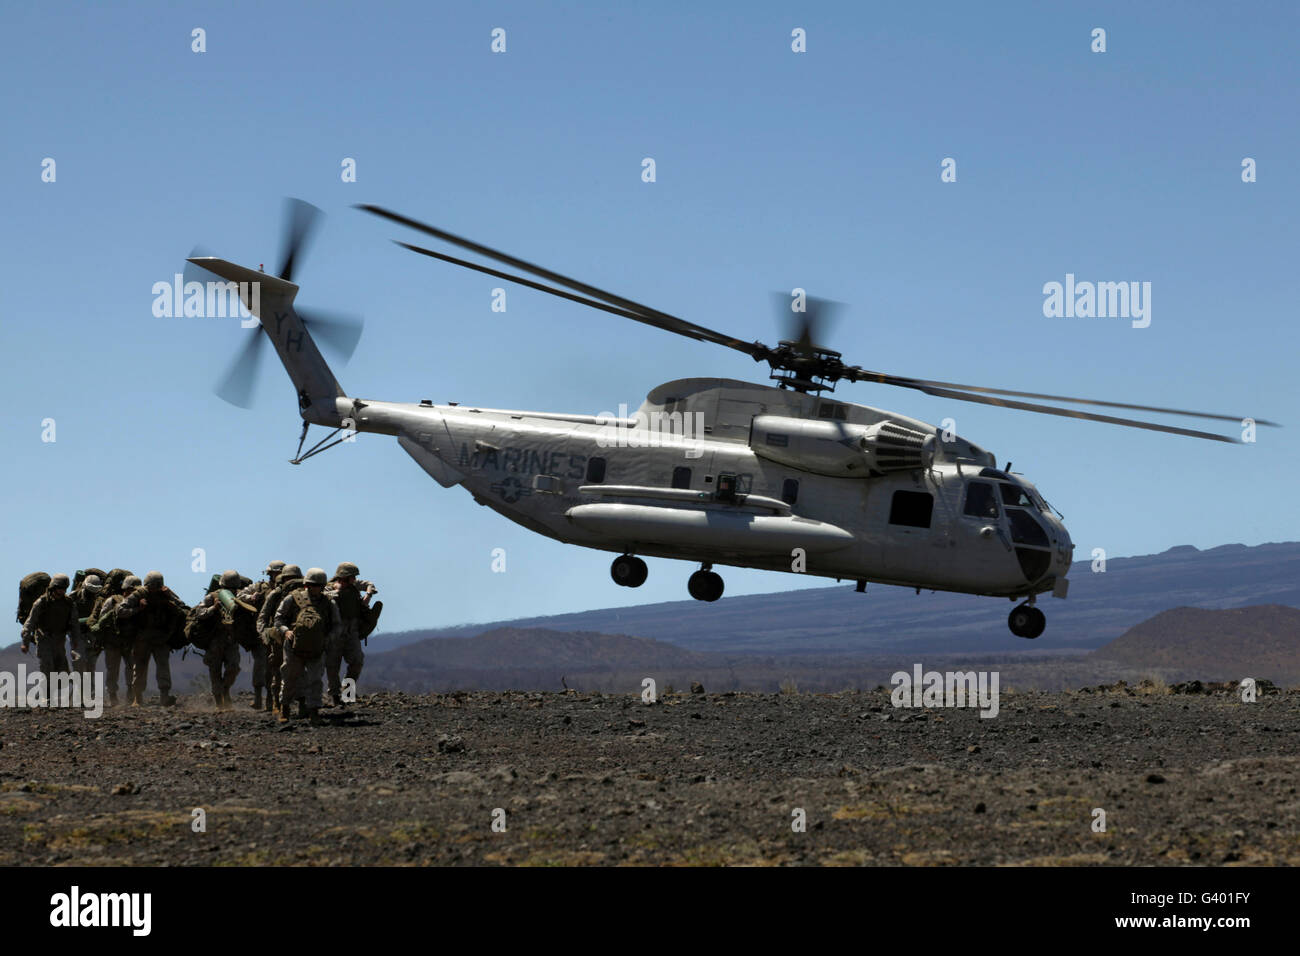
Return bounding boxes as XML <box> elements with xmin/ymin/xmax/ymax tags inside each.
<box><xmin>2</xmin><ymin>682</ymin><xmax>1297</xmax><ymax>866</ymax></box>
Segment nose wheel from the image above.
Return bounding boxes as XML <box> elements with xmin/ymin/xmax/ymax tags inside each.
<box><xmin>610</xmin><ymin>554</ymin><xmax>648</xmax><ymax>588</ymax></box>
<box><xmin>688</xmin><ymin>567</ymin><xmax>724</xmax><ymax>602</ymax></box>
<box><xmin>1008</xmin><ymin>603</ymin><xmax>1046</xmax><ymax>639</ymax></box>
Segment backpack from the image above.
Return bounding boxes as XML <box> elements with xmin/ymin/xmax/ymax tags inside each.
<box><xmin>89</xmin><ymin>594</ymin><xmax>123</xmax><ymax>645</ymax></box>
<box><xmin>289</xmin><ymin>589</ymin><xmax>328</xmax><ymax>659</ymax></box>
<box><xmin>231</xmin><ymin>602</ymin><xmax>260</xmax><ymax>651</ymax></box>
<box><xmin>359</xmin><ymin>600</ymin><xmax>383</xmax><ymax>641</ymax></box>
<box><xmin>18</xmin><ymin>572</ymin><xmax>50</xmax><ymax>624</ymax></box>
<box><xmin>73</xmin><ymin>568</ymin><xmax>107</xmax><ymax>591</ymax></box>
<box><xmin>102</xmin><ymin>569</ymin><xmax>133</xmax><ymax>598</ymax></box>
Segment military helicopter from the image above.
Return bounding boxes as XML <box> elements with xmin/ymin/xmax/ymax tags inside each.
<box><xmin>186</xmin><ymin>200</ymin><xmax>1275</xmax><ymax>639</ymax></box>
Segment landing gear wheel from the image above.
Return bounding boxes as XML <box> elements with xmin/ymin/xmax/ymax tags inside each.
<box><xmin>688</xmin><ymin>569</ymin><xmax>724</xmax><ymax>602</ymax></box>
<box><xmin>610</xmin><ymin>555</ymin><xmax>648</xmax><ymax>588</ymax></box>
<box><xmin>1008</xmin><ymin>604</ymin><xmax>1046</xmax><ymax>639</ymax></box>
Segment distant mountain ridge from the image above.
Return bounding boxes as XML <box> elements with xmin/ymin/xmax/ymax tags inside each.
<box><xmin>373</xmin><ymin>541</ymin><xmax>1300</xmax><ymax>656</ymax></box>
<box><xmin>1092</xmin><ymin>605</ymin><xmax>1300</xmax><ymax>684</ymax></box>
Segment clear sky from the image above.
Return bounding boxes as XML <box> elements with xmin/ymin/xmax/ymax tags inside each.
<box><xmin>2</xmin><ymin>0</ymin><xmax>1296</xmax><ymax>637</ymax></box>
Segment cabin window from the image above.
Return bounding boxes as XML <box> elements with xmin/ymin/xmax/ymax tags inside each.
<box><xmin>672</xmin><ymin>466</ymin><xmax>692</xmax><ymax>489</ymax></box>
<box><xmin>963</xmin><ymin>481</ymin><xmax>999</xmax><ymax>518</ymax></box>
<box><xmin>889</xmin><ymin>490</ymin><xmax>933</xmax><ymax>529</ymax></box>
<box><xmin>586</xmin><ymin>457</ymin><xmax>606</xmax><ymax>483</ymax></box>
<box><xmin>716</xmin><ymin>473</ymin><xmax>738</xmax><ymax>501</ymax></box>
<box><xmin>818</xmin><ymin>402</ymin><xmax>848</xmax><ymax>421</ymax></box>
<box><xmin>781</xmin><ymin>478</ymin><xmax>799</xmax><ymax>505</ymax></box>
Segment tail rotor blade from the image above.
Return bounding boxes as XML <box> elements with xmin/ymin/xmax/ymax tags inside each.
<box><xmin>278</xmin><ymin>198</ymin><xmax>322</xmax><ymax>282</ymax></box>
<box><xmin>213</xmin><ymin>328</ymin><xmax>267</xmax><ymax>408</ymax></box>
<box><xmin>298</xmin><ymin>308</ymin><xmax>364</xmax><ymax>364</ymax></box>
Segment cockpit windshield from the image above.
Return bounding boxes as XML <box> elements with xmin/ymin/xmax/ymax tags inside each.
<box><xmin>999</xmin><ymin>483</ymin><xmax>1037</xmax><ymax>510</ymax></box>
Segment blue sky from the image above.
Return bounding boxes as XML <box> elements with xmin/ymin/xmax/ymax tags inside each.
<box><xmin>2</xmin><ymin>0</ymin><xmax>1296</xmax><ymax>637</ymax></box>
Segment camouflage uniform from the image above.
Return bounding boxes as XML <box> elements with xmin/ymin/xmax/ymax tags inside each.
<box><xmin>117</xmin><ymin>571</ymin><xmax>187</xmax><ymax>706</ymax></box>
<box><xmin>21</xmin><ymin>574</ymin><xmax>79</xmax><ymax>688</ymax></box>
<box><xmin>195</xmin><ymin>571</ymin><xmax>243</xmax><ymax>709</ymax></box>
<box><xmin>69</xmin><ymin>574</ymin><xmax>103</xmax><ymax>675</ymax></box>
<box><xmin>86</xmin><ymin>575</ymin><xmax>138</xmax><ymax>707</ymax></box>
<box><xmin>257</xmin><ymin>564</ymin><xmax>302</xmax><ymax>715</ymax></box>
<box><xmin>275</xmin><ymin>568</ymin><xmax>340</xmax><ymax>723</ymax></box>
<box><xmin>238</xmin><ymin>560</ymin><xmax>285</xmax><ymax>710</ymax></box>
<box><xmin>324</xmin><ymin>561</ymin><xmax>375</xmax><ymax>706</ymax></box>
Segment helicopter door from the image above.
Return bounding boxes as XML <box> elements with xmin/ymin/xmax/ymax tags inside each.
<box><xmin>958</xmin><ymin>479</ymin><xmax>1011</xmax><ymax>553</ymax></box>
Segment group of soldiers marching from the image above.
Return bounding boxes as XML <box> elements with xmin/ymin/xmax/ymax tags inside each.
<box><xmin>17</xmin><ymin>561</ymin><xmax>381</xmax><ymax>725</ymax></box>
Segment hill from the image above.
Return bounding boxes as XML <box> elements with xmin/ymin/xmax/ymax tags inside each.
<box><xmin>1092</xmin><ymin>605</ymin><xmax>1300</xmax><ymax>684</ymax></box>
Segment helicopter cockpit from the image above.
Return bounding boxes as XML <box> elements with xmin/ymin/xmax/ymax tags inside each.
<box><xmin>961</xmin><ymin>469</ymin><xmax>1069</xmax><ymax>587</ymax></box>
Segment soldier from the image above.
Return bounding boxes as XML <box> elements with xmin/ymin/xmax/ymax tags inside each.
<box><xmin>275</xmin><ymin>567</ymin><xmax>340</xmax><ymax>726</ymax></box>
<box><xmin>86</xmin><ymin>574</ymin><xmax>139</xmax><ymax>707</ymax></box>
<box><xmin>20</xmin><ymin>573</ymin><xmax>79</xmax><ymax>693</ymax></box>
<box><xmin>194</xmin><ymin>570</ymin><xmax>242</xmax><ymax>709</ymax></box>
<box><xmin>237</xmin><ymin>560</ymin><xmax>285</xmax><ymax>711</ymax></box>
<box><xmin>324</xmin><ymin>561</ymin><xmax>377</xmax><ymax>707</ymax></box>
<box><xmin>257</xmin><ymin>563</ymin><xmax>303</xmax><ymax>716</ymax></box>
<box><xmin>117</xmin><ymin>570</ymin><xmax>188</xmax><ymax>707</ymax></box>
<box><xmin>69</xmin><ymin>573</ymin><xmax>103</xmax><ymax>675</ymax></box>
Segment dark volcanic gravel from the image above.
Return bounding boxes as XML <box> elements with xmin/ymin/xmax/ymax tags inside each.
<box><xmin>2</xmin><ymin>685</ymin><xmax>1297</xmax><ymax>865</ymax></box>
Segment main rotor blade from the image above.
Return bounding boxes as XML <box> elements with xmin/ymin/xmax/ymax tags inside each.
<box><xmin>361</xmin><ymin>204</ymin><xmax>770</xmax><ymax>358</ymax></box>
<box><xmin>214</xmin><ymin>327</ymin><xmax>267</xmax><ymax>408</ymax></box>
<box><xmin>847</xmin><ymin>369</ymin><xmax>1278</xmax><ymax>427</ymax></box>
<box><xmin>771</xmin><ymin>292</ymin><xmax>842</xmax><ymax>356</ymax></box>
<box><xmin>298</xmin><ymin>308</ymin><xmax>364</xmax><ymax>364</ymax></box>
<box><xmin>394</xmin><ymin>241</ymin><xmax>679</xmax><ymax>327</ymax></box>
<box><xmin>279</xmin><ymin>198</ymin><xmax>321</xmax><ymax>283</ymax></box>
<box><xmin>854</xmin><ymin>373</ymin><xmax>1240</xmax><ymax>442</ymax></box>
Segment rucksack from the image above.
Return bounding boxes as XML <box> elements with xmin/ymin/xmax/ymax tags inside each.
<box><xmin>183</xmin><ymin>603</ymin><xmax>220</xmax><ymax>651</ymax></box>
<box><xmin>290</xmin><ymin>589</ymin><xmax>328</xmax><ymax>659</ymax></box>
<box><xmin>89</xmin><ymin>594</ymin><xmax>123</xmax><ymax>644</ymax></box>
<box><xmin>18</xmin><ymin>572</ymin><xmax>50</xmax><ymax>624</ymax></box>
<box><xmin>73</xmin><ymin>568</ymin><xmax>107</xmax><ymax>591</ymax></box>
<box><xmin>359</xmin><ymin>600</ymin><xmax>383</xmax><ymax>642</ymax></box>
<box><xmin>102</xmin><ymin>569</ymin><xmax>133</xmax><ymax>598</ymax></box>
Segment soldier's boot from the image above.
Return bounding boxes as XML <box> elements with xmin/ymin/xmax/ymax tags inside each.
<box><xmin>277</xmin><ymin>706</ymin><xmax>290</xmax><ymax>724</ymax></box>
<box><xmin>309</xmin><ymin>707</ymin><xmax>323</xmax><ymax>726</ymax></box>
<box><xmin>296</xmin><ymin>700</ymin><xmax>308</xmax><ymax>719</ymax></box>
<box><xmin>252</xmin><ymin>687</ymin><xmax>263</xmax><ymax>710</ymax></box>
<box><xmin>263</xmin><ymin>692</ymin><xmax>272</xmax><ymax>712</ymax></box>
<box><xmin>211</xmin><ymin>690</ymin><xmax>223</xmax><ymax>708</ymax></box>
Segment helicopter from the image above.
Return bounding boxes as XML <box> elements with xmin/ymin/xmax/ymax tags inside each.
<box><xmin>185</xmin><ymin>200</ymin><xmax>1275</xmax><ymax>639</ymax></box>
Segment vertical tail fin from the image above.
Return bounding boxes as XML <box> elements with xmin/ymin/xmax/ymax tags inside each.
<box><xmin>186</xmin><ymin>257</ymin><xmax>345</xmax><ymax>425</ymax></box>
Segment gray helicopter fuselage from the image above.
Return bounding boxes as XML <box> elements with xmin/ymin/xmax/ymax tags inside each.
<box><xmin>324</xmin><ymin>376</ymin><xmax>1074</xmax><ymax>600</ymax></box>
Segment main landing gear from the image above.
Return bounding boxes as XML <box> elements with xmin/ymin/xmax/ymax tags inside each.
<box><xmin>1008</xmin><ymin>602</ymin><xmax>1046</xmax><ymax>639</ymax></box>
<box><xmin>688</xmin><ymin>563</ymin><xmax>725</xmax><ymax>603</ymax></box>
<box><xmin>610</xmin><ymin>554</ymin><xmax>648</xmax><ymax>588</ymax></box>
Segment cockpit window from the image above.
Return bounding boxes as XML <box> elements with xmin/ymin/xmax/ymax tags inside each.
<box><xmin>963</xmin><ymin>481</ymin><xmax>999</xmax><ymax>518</ymax></box>
<box><xmin>999</xmin><ymin>483</ymin><xmax>1036</xmax><ymax>509</ymax></box>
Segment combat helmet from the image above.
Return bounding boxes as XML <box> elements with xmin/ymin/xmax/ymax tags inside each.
<box><xmin>335</xmin><ymin>561</ymin><xmax>360</xmax><ymax>579</ymax></box>
<box><xmin>304</xmin><ymin>568</ymin><xmax>328</xmax><ymax>586</ymax></box>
